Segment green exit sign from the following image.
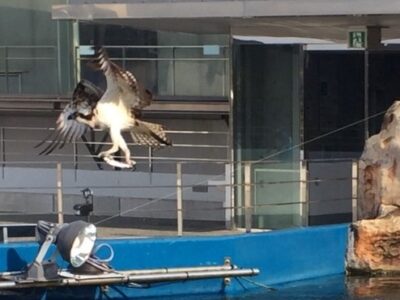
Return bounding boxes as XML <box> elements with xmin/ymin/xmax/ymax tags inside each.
<box><xmin>348</xmin><ymin>30</ymin><xmax>366</xmax><ymax>48</ymax></box>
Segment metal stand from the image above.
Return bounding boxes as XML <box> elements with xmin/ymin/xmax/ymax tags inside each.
<box><xmin>26</xmin><ymin>230</ymin><xmax>59</xmax><ymax>281</ymax></box>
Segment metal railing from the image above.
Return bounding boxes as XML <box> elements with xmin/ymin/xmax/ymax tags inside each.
<box><xmin>76</xmin><ymin>45</ymin><xmax>230</xmax><ymax>98</ymax></box>
<box><xmin>0</xmin><ymin>125</ymin><xmax>229</xmax><ymax>174</ymax></box>
<box><xmin>0</xmin><ymin>44</ymin><xmax>230</xmax><ymax>99</ymax></box>
<box><xmin>0</xmin><ymin>46</ymin><xmax>59</xmax><ymax>94</ymax></box>
<box><xmin>0</xmin><ymin>153</ymin><xmax>359</xmax><ymax>236</ymax></box>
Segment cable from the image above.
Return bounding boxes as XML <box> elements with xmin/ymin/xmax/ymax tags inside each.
<box><xmin>94</xmin><ymin>109</ymin><xmax>385</xmax><ymax>226</ymax></box>
<box><xmin>93</xmin><ymin>243</ymin><xmax>114</xmax><ymax>263</ymax></box>
<box><xmin>237</xmin><ymin>276</ymin><xmax>276</xmax><ymax>291</ymax></box>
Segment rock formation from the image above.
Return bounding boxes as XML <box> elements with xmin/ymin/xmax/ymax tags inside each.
<box><xmin>358</xmin><ymin>101</ymin><xmax>400</xmax><ymax>220</ymax></box>
<box><xmin>348</xmin><ymin>101</ymin><xmax>400</xmax><ymax>274</ymax></box>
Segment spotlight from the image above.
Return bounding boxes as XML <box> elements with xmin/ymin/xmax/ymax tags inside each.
<box><xmin>26</xmin><ymin>220</ymin><xmax>97</xmax><ymax>281</ymax></box>
<box><xmin>57</xmin><ymin>221</ymin><xmax>97</xmax><ymax>268</ymax></box>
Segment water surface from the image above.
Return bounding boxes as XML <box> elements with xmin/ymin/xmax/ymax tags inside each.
<box><xmin>153</xmin><ymin>274</ymin><xmax>400</xmax><ymax>300</ymax></box>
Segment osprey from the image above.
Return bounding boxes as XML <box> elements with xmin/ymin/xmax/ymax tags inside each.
<box><xmin>37</xmin><ymin>48</ymin><xmax>171</xmax><ymax>169</ymax></box>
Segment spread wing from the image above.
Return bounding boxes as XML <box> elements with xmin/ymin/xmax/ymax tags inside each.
<box><xmin>35</xmin><ymin>80</ymin><xmax>103</xmax><ymax>155</ymax></box>
<box><xmin>93</xmin><ymin>48</ymin><xmax>152</xmax><ymax>111</ymax></box>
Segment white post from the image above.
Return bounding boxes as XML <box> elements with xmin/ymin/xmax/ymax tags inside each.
<box><xmin>224</xmin><ymin>164</ymin><xmax>232</xmax><ymax>229</ymax></box>
<box><xmin>176</xmin><ymin>162</ymin><xmax>183</xmax><ymax>236</ymax></box>
<box><xmin>244</xmin><ymin>162</ymin><xmax>252</xmax><ymax>233</ymax></box>
<box><xmin>56</xmin><ymin>162</ymin><xmax>64</xmax><ymax>224</ymax></box>
<box><xmin>352</xmin><ymin>160</ymin><xmax>359</xmax><ymax>222</ymax></box>
<box><xmin>299</xmin><ymin>160</ymin><xmax>309</xmax><ymax>226</ymax></box>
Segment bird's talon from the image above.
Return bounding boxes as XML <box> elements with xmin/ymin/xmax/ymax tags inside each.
<box><xmin>127</xmin><ymin>160</ymin><xmax>136</xmax><ymax>170</ymax></box>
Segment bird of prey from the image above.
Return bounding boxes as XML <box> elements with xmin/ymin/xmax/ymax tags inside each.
<box><xmin>36</xmin><ymin>48</ymin><xmax>171</xmax><ymax>169</ymax></box>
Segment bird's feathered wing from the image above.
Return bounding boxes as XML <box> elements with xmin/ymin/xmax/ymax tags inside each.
<box><xmin>94</xmin><ymin>48</ymin><xmax>152</xmax><ymax>110</ymax></box>
<box><xmin>94</xmin><ymin>49</ymin><xmax>171</xmax><ymax>147</ymax></box>
<box><xmin>35</xmin><ymin>80</ymin><xmax>103</xmax><ymax>155</ymax></box>
<box><xmin>36</xmin><ymin>48</ymin><xmax>171</xmax><ymax>168</ymax></box>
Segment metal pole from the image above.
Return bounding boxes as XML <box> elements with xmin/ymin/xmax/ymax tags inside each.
<box><xmin>176</xmin><ymin>162</ymin><xmax>183</xmax><ymax>236</ymax></box>
<box><xmin>172</xmin><ymin>47</ymin><xmax>176</xmax><ymax>96</ymax></box>
<box><xmin>122</xmin><ymin>47</ymin><xmax>126</xmax><ymax>69</ymax></box>
<box><xmin>352</xmin><ymin>160</ymin><xmax>359</xmax><ymax>222</ymax></box>
<box><xmin>244</xmin><ymin>162</ymin><xmax>252</xmax><ymax>233</ymax></box>
<box><xmin>299</xmin><ymin>160</ymin><xmax>309</xmax><ymax>226</ymax></box>
<box><xmin>4</xmin><ymin>47</ymin><xmax>8</xmax><ymax>93</ymax></box>
<box><xmin>56</xmin><ymin>163</ymin><xmax>64</xmax><ymax>224</ymax></box>
<box><xmin>73</xmin><ymin>141</ymin><xmax>78</xmax><ymax>182</ymax></box>
<box><xmin>72</xmin><ymin>21</ymin><xmax>80</xmax><ymax>84</ymax></box>
<box><xmin>1</xmin><ymin>127</ymin><xmax>4</xmax><ymax>179</ymax></box>
<box><xmin>364</xmin><ymin>49</ymin><xmax>369</xmax><ymax>140</ymax></box>
<box><xmin>148</xmin><ymin>147</ymin><xmax>153</xmax><ymax>173</ymax></box>
<box><xmin>0</xmin><ymin>267</ymin><xmax>260</xmax><ymax>289</ymax></box>
<box><xmin>56</xmin><ymin>20</ymin><xmax>62</xmax><ymax>94</ymax></box>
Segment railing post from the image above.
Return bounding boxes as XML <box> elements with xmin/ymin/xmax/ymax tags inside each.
<box><xmin>172</xmin><ymin>47</ymin><xmax>176</xmax><ymax>96</ymax></box>
<box><xmin>299</xmin><ymin>160</ymin><xmax>309</xmax><ymax>226</ymax></box>
<box><xmin>122</xmin><ymin>47</ymin><xmax>126</xmax><ymax>69</ymax></box>
<box><xmin>56</xmin><ymin>20</ymin><xmax>62</xmax><ymax>94</ymax></box>
<box><xmin>148</xmin><ymin>147</ymin><xmax>153</xmax><ymax>173</ymax></box>
<box><xmin>352</xmin><ymin>160</ymin><xmax>359</xmax><ymax>222</ymax></box>
<box><xmin>244</xmin><ymin>162</ymin><xmax>252</xmax><ymax>233</ymax></box>
<box><xmin>56</xmin><ymin>162</ymin><xmax>64</xmax><ymax>224</ymax></box>
<box><xmin>0</xmin><ymin>127</ymin><xmax>4</xmax><ymax>179</ymax></box>
<box><xmin>176</xmin><ymin>162</ymin><xmax>183</xmax><ymax>236</ymax></box>
<box><xmin>4</xmin><ymin>47</ymin><xmax>8</xmax><ymax>93</ymax></box>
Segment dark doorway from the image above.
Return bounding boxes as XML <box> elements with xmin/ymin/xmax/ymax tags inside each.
<box><xmin>304</xmin><ymin>49</ymin><xmax>400</xmax><ymax>226</ymax></box>
<box><xmin>304</xmin><ymin>51</ymin><xmax>365</xmax><ymax>159</ymax></box>
<box><xmin>368</xmin><ymin>51</ymin><xmax>400</xmax><ymax>135</ymax></box>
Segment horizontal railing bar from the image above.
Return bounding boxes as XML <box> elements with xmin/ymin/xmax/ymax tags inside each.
<box><xmin>1</xmin><ymin>155</ymin><xmax>231</xmax><ymax>162</ymax></box>
<box><xmin>165</xmin><ymin>130</ymin><xmax>227</xmax><ymax>134</ymax></box>
<box><xmin>1</xmin><ymin>127</ymin><xmax>228</xmax><ymax>135</ymax></box>
<box><xmin>0</xmin><ymin>156</ymin><xmax>359</xmax><ymax>165</ymax></box>
<box><xmin>0</xmin><ymin>178</ymin><xmax>355</xmax><ymax>190</ymax></box>
<box><xmin>0</xmin><ymin>46</ymin><xmax>56</xmax><ymax>49</ymax></box>
<box><xmin>80</xmin><ymin>45</ymin><xmax>229</xmax><ymax>49</ymax></box>
<box><xmin>79</xmin><ymin>57</ymin><xmax>228</xmax><ymax>61</ymax></box>
<box><xmin>2</xmin><ymin>139</ymin><xmax>228</xmax><ymax>149</ymax></box>
<box><xmin>0</xmin><ymin>199</ymin><xmax>354</xmax><ymax>215</ymax></box>
<box><xmin>6</xmin><ymin>57</ymin><xmax>56</xmax><ymax>61</ymax></box>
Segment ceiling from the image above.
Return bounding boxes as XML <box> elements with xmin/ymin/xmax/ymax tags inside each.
<box><xmin>52</xmin><ymin>1</ymin><xmax>400</xmax><ymax>43</ymax></box>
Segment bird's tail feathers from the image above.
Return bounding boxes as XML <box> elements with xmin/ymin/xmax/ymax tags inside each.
<box><xmin>130</xmin><ymin>120</ymin><xmax>172</xmax><ymax>148</ymax></box>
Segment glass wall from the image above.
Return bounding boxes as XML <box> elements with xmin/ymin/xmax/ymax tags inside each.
<box><xmin>0</xmin><ymin>1</ymin><xmax>73</xmax><ymax>94</ymax></box>
<box><xmin>78</xmin><ymin>24</ymin><xmax>230</xmax><ymax>99</ymax></box>
<box><xmin>304</xmin><ymin>51</ymin><xmax>365</xmax><ymax>159</ymax></box>
<box><xmin>233</xmin><ymin>42</ymin><xmax>303</xmax><ymax>229</ymax></box>
<box><xmin>368</xmin><ymin>51</ymin><xmax>400</xmax><ymax>135</ymax></box>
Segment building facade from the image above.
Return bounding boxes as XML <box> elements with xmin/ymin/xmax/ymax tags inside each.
<box><xmin>2</xmin><ymin>0</ymin><xmax>400</xmax><ymax>230</ymax></box>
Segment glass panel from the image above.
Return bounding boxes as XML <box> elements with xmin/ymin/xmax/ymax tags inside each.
<box><xmin>0</xmin><ymin>1</ymin><xmax>73</xmax><ymax>95</ymax></box>
<box><xmin>369</xmin><ymin>51</ymin><xmax>400</xmax><ymax>135</ymax></box>
<box><xmin>304</xmin><ymin>51</ymin><xmax>364</xmax><ymax>159</ymax></box>
<box><xmin>233</xmin><ymin>43</ymin><xmax>302</xmax><ymax>229</ymax></box>
<box><xmin>253</xmin><ymin>161</ymin><xmax>302</xmax><ymax>228</ymax></box>
<box><xmin>78</xmin><ymin>24</ymin><xmax>229</xmax><ymax>98</ymax></box>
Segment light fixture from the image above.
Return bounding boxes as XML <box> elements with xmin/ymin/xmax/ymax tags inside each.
<box><xmin>26</xmin><ymin>220</ymin><xmax>97</xmax><ymax>281</ymax></box>
<box><xmin>56</xmin><ymin>221</ymin><xmax>97</xmax><ymax>268</ymax></box>
<box><xmin>74</xmin><ymin>188</ymin><xmax>94</xmax><ymax>218</ymax></box>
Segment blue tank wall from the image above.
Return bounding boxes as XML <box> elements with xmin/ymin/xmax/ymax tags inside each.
<box><xmin>0</xmin><ymin>224</ymin><xmax>349</xmax><ymax>299</ymax></box>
